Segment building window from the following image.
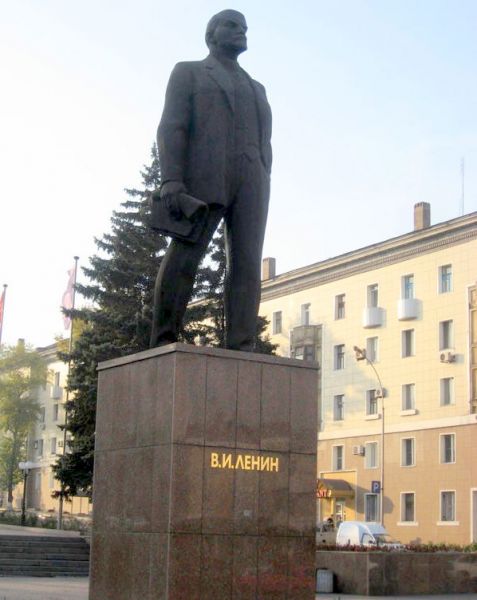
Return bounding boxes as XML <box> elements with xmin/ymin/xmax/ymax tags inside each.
<box><xmin>334</xmin><ymin>344</ymin><xmax>345</xmax><ymax>370</ymax></box>
<box><xmin>440</xmin><ymin>491</ymin><xmax>456</xmax><ymax>521</ymax></box>
<box><xmin>37</xmin><ymin>439</ymin><xmax>44</xmax><ymax>457</ymax></box>
<box><xmin>333</xmin><ymin>395</ymin><xmax>344</xmax><ymax>421</ymax></box>
<box><xmin>439</xmin><ymin>265</ymin><xmax>452</xmax><ymax>293</ymax></box>
<box><xmin>53</xmin><ymin>404</ymin><xmax>59</xmax><ymax>421</ymax></box>
<box><xmin>54</xmin><ymin>371</ymin><xmax>60</xmax><ymax>387</ymax></box>
<box><xmin>335</xmin><ymin>294</ymin><xmax>345</xmax><ymax>319</ymax></box>
<box><xmin>293</xmin><ymin>345</ymin><xmax>315</xmax><ymax>362</ymax></box>
<box><xmin>401</xmin><ymin>438</ymin><xmax>415</xmax><ymax>467</ymax></box>
<box><xmin>402</xmin><ymin>383</ymin><xmax>415</xmax><ymax>410</ymax></box>
<box><xmin>365</xmin><ymin>494</ymin><xmax>379</xmax><ymax>521</ymax></box>
<box><xmin>440</xmin><ymin>433</ymin><xmax>455</xmax><ymax>464</ymax></box>
<box><xmin>402</xmin><ymin>274</ymin><xmax>414</xmax><ymax>299</ymax></box>
<box><xmin>401</xmin><ymin>492</ymin><xmax>415</xmax><ymax>522</ymax></box>
<box><xmin>332</xmin><ymin>445</ymin><xmax>344</xmax><ymax>471</ymax></box>
<box><xmin>402</xmin><ymin>329</ymin><xmax>415</xmax><ymax>357</ymax></box>
<box><xmin>365</xmin><ymin>442</ymin><xmax>378</xmax><ymax>469</ymax></box>
<box><xmin>39</xmin><ymin>406</ymin><xmax>45</xmax><ymax>423</ymax></box>
<box><xmin>439</xmin><ymin>320</ymin><xmax>454</xmax><ymax>350</ymax></box>
<box><xmin>367</xmin><ymin>284</ymin><xmax>379</xmax><ymax>308</ymax></box>
<box><xmin>301</xmin><ymin>303</ymin><xmax>310</xmax><ymax>326</ymax></box>
<box><xmin>366</xmin><ymin>389</ymin><xmax>378</xmax><ymax>415</ymax></box>
<box><xmin>50</xmin><ymin>437</ymin><xmax>57</xmax><ymax>455</ymax></box>
<box><xmin>440</xmin><ymin>378</ymin><xmax>454</xmax><ymax>406</ymax></box>
<box><xmin>366</xmin><ymin>336</ymin><xmax>378</xmax><ymax>362</ymax></box>
<box><xmin>272</xmin><ymin>311</ymin><xmax>282</xmax><ymax>335</ymax></box>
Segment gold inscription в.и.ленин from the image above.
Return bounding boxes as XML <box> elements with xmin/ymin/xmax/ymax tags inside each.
<box><xmin>210</xmin><ymin>452</ymin><xmax>279</xmax><ymax>472</ymax></box>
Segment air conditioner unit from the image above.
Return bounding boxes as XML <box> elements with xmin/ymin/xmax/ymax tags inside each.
<box><xmin>352</xmin><ymin>445</ymin><xmax>365</xmax><ymax>456</ymax></box>
<box><xmin>440</xmin><ymin>351</ymin><xmax>456</xmax><ymax>363</ymax></box>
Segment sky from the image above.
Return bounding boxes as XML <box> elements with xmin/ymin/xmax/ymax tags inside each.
<box><xmin>1</xmin><ymin>0</ymin><xmax>477</xmax><ymax>348</ymax></box>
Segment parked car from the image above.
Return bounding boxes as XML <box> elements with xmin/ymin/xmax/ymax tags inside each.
<box><xmin>336</xmin><ymin>521</ymin><xmax>402</xmax><ymax>548</ymax></box>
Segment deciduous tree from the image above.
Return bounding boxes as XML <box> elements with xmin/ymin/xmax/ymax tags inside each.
<box><xmin>0</xmin><ymin>340</ymin><xmax>46</xmax><ymax>507</ymax></box>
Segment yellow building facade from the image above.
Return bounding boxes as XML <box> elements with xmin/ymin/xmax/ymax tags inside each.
<box><xmin>14</xmin><ymin>344</ymin><xmax>91</xmax><ymax>517</ymax></box>
<box><xmin>260</xmin><ymin>205</ymin><xmax>477</xmax><ymax>545</ymax></box>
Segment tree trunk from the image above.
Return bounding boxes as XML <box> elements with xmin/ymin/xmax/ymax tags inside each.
<box><xmin>6</xmin><ymin>435</ymin><xmax>19</xmax><ymax>508</ymax></box>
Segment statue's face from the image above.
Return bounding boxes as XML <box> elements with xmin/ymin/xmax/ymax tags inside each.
<box><xmin>212</xmin><ymin>13</ymin><xmax>248</xmax><ymax>54</ymax></box>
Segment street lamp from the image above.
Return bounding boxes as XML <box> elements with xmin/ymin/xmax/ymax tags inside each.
<box><xmin>353</xmin><ymin>346</ymin><xmax>386</xmax><ymax>526</ymax></box>
<box><xmin>18</xmin><ymin>461</ymin><xmax>35</xmax><ymax>526</ymax></box>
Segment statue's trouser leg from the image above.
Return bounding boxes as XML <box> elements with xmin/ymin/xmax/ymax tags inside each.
<box><xmin>224</xmin><ymin>159</ymin><xmax>270</xmax><ymax>351</ymax></box>
<box><xmin>150</xmin><ymin>208</ymin><xmax>224</xmax><ymax>348</ymax></box>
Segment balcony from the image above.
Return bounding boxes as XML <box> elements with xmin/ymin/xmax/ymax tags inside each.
<box><xmin>362</xmin><ymin>307</ymin><xmax>384</xmax><ymax>328</ymax></box>
<box><xmin>398</xmin><ymin>298</ymin><xmax>420</xmax><ymax>320</ymax></box>
<box><xmin>50</xmin><ymin>385</ymin><xmax>63</xmax><ymax>400</ymax></box>
<box><xmin>290</xmin><ymin>324</ymin><xmax>321</xmax><ymax>363</ymax></box>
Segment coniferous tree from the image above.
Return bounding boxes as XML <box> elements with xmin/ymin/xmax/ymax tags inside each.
<box><xmin>54</xmin><ymin>145</ymin><xmax>168</xmax><ymax>498</ymax></box>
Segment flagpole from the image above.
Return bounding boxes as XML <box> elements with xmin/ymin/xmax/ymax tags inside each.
<box><xmin>58</xmin><ymin>257</ymin><xmax>79</xmax><ymax>529</ymax></box>
<box><xmin>0</xmin><ymin>284</ymin><xmax>7</xmax><ymax>345</ymax></box>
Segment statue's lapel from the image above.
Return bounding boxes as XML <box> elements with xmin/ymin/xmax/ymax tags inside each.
<box><xmin>204</xmin><ymin>55</ymin><xmax>235</xmax><ymax>112</ymax></box>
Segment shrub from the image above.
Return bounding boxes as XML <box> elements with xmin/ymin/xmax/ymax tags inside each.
<box><xmin>317</xmin><ymin>542</ymin><xmax>477</xmax><ymax>553</ymax></box>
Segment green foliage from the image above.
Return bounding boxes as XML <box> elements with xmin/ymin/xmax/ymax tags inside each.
<box><xmin>0</xmin><ymin>341</ymin><xmax>46</xmax><ymax>504</ymax></box>
<box><xmin>0</xmin><ymin>438</ymin><xmax>23</xmax><ymax>492</ymax></box>
<box><xmin>0</xmin><ymin>511</ymin><xmax>38</xmax><ymax>527</ymax></box>
<box><xmin>54</xmin><ymin>145</ymin><xmax>167</xmax><ymax>499</ymax></box>
<box><xmin>0</xmin><ymin>510</ymin><xmax>88</xmax><ymax>532</ymax></box>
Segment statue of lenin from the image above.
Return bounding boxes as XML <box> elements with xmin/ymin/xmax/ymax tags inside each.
<box><xmin>150</xmin><ymin>9</ymin><xmax>272</xmax><ymax>351</ymax></box>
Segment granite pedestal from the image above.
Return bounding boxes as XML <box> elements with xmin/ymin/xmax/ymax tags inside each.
<box><xmin>89</xmin><ymin>344</ymin><xmax>318</xmax><ymax>600</ymax></box>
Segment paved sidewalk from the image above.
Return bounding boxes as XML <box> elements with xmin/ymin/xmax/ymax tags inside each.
<box><xmin>0</xmin><ymin>578</ymin><xmax>476</xmax><ymax>600</ymax></box>
<box><xmin>0</xmin><ymin>577</ymin><xmax>88</xmax><ymax>600</ymax></box>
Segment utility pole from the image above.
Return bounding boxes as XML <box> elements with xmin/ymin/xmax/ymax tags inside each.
<box><xmin>58</xmin><ymin>256</ymin><xmax>79</xmax><ymax>529</ymax></box>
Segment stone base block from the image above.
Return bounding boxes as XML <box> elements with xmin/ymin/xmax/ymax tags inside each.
<box><xmin>89</xmin><ymin>343</ymin><xmax>318</xmax><ymax>600</ymax></box>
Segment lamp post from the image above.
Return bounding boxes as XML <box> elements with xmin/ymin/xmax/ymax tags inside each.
<box><xmin>18</xmin><ymin>461</ymin><xmax>34</xmax><ymax>526</ymax></box>
<box><xmin>353</xmin><ymin>346</ymin><xmax>386</xmax><ymax>526</ymax></box>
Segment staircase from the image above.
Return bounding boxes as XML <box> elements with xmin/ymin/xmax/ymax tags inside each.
<box><xmin>0</xmin><ymin>534</ymin><xmax>89</xmax><ymax>577</ymax></box>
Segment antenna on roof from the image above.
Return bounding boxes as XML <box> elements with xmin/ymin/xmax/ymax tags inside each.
<box><xmin>461</xmin><ymin>157</ymin><xmax>465</xmax><ymax>216</ymax></box>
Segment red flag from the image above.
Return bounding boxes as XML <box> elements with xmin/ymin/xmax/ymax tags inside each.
<box><xmin>62</xmin><ymin>266</ymin><xmax>76</xmax><ymax>329</ymax></box>
<box><xmin>0</xmin><ymin>286</ymin><xmax>6</xmax><ymax>343</ymax></box>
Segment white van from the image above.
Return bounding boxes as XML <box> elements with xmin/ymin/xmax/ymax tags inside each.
<box><xmin>336</xmin><ymin>521</ymin><xmax>402</xmax><ymax>548</ymax></box>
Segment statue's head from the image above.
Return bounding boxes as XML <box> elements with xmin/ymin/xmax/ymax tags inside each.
<box><xmin>205</xmin><ymin>9</ymin><xmax>248</xmax><ymax>55</ymax></box>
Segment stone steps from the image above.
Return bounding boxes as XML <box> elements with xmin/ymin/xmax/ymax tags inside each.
<box><xmin>0</xmin><ymin>551</ymin><xmax>87</xmax><ymax>560</ymax></box>
<box><xmin>0</xmin><ymin>535</ymin><xmax>89</xmax><ymax>577</ymax></box>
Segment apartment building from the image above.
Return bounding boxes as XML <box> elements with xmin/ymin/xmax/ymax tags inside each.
<box><xmin>19</xmin><ymin>343</ymin><xmax>91</xmax><ymax>516</ymax></box>
<box><xmin>260</xmin><ymin>204</ymin><xmax>477</xmax><ymax>545</ymax></box>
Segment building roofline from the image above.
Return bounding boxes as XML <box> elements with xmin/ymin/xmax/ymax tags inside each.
<box><xmin>36</xmin><ymin>342</ymin><xmax>62</xmax><ymax>360</ymax></box>
<box><xmin>262</xmin><ymin>210</ymin><xmax>477</xmax><ymax>302</ymax></box>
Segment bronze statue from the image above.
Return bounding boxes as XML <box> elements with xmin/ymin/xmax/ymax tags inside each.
<box><xmin>150</xmin><ymin>9</ymin><xmax>272</xmax><ymax>351</ymax></box>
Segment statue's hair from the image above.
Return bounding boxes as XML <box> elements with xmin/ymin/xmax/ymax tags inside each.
<box><xmin>205</xmin><ymin>9</ymin><xmax>245</xmax><ymax>48</ymax></box>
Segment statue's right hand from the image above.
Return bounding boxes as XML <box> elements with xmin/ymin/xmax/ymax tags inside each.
<box><xmin>160</xmin><ymin>181</ymin><xmax>187</xmax><ymax>220</ymax></box>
